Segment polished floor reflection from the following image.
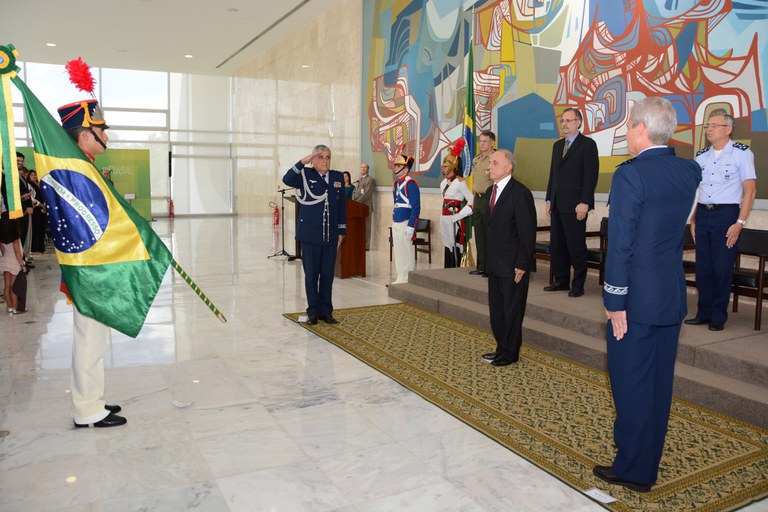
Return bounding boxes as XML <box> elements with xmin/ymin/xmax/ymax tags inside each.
<box><xmin>1</xmin><ymin>217</ymin><xmax>765</xmax><ymax>512</ymax></box>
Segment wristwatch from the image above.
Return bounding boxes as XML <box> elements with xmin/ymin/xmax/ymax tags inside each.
<box><xmin>737</xmin><ymin>219</ymin><xmax>747</xmax><ymax>226</ymax></box>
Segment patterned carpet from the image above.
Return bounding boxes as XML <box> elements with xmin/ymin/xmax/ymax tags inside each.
<box><xmin>285</xmin><ymin>303</ymin><xmax>768</xmax><ymax>512</ymax></box>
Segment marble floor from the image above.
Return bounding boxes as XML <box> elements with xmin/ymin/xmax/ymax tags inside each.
<box><xmin>0</xmin><ymin>216</ymin><xmax>765</xmax><ymax>512</ymax></box>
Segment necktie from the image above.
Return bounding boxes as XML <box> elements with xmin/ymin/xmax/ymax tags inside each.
<box><xmin>489</xmin><ymin>184</ymin><xmax>498</xmax><ymax>215</ymax></box>
<box><xmin>562</xmin><ymin>139</ymin><xmax>570</xmax><ymax>158</ymax></box>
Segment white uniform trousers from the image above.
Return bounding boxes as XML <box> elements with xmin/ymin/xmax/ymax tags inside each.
<box><xmin>392</xmin><ymin>220</ymin><xmax>414</xmax><ymax>284</ymax></box>
<box><xmin>71</xmin><ymin>308</ymin><xmax>111</xmax><ymax>424</ymax></box>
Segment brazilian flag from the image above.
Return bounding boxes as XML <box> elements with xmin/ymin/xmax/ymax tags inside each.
<box><xmin>12</xmin><ymin>76</ymin><xmax>172</xmax><ymax>337</ymax></box>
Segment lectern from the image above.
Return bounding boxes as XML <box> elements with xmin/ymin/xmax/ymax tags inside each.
<box><xmin>335</xmin><ymin>200</ymin><xmax>368</xmax><ymax>278</ymax></box>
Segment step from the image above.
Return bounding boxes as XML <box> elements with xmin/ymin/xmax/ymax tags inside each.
<box><xmin>389</xmin><ymin>276</ymin><xmax>768</xmax><ymax>428</ymax></box>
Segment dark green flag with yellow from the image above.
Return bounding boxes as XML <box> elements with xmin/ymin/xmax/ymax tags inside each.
<box><xmin>11</xmin><ymin>75</ymin><xmax>172</xmax><ymax>337</ymax></box>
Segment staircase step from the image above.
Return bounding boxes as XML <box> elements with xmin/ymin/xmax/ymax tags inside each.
<box><xmin>389</xmin><ymin>270</ymin><xmax>768</xmax><ymax>428</ymax></box>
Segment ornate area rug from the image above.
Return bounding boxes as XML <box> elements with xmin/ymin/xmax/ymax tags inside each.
<box><xmin>284</xmin><ymin>303</ymin><xmax>768</xmax><ymax>511</ymax></box>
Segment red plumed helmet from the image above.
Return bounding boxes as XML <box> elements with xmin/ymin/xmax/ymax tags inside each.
<box><xmin>65</xmin><ymin>57</ymin><xmax>96</xmax><ymax>94</ymax></box>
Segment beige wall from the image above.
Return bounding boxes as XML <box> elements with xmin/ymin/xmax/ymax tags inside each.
<box><xmin>232</xmin><ymin>0</ymin><xmax>362</xmax><ymax>218</ymax></box>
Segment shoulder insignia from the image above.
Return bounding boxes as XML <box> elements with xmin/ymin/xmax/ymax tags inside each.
<box><xmin>696</xmin><ymin>146</ymin><xmax>711</xmax><ymax>156</ymax></box>
<box><xmin>733</xmin><ymin>141</ymin><xmax>750</xmax><ymax>151</ymax></box>
<box><xmin>617</xmin><ymin>157</ymin><xmax>635</xmax><ymax>167</ymax></box>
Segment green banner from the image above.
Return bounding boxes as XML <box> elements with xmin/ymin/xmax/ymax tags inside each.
<box><xmin>95</xmin><ymin>149</ymin><xmax>152</xmax><ymax>221</ymax></box>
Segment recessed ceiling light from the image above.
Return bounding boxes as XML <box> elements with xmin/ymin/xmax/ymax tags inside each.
<box><xmin>184</xmin><ymin>55</ymin><xmax>193</xmax><ymax>59</ymax></box>
<box><xmin>46</xmin><ymin>42</ymin><xmax>56</xmax><ymax>47</ymax></box>
<box><xmin>301</xmin><ymin>64</ymin><xmax>310</xmax><ymax>68</ymax></box>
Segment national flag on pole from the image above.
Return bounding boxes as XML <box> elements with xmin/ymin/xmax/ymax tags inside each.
<box><xmin>11</xmin><ymin>75</ymin><xmax>172</xmax><ymax>337</ymax></box>
<box><xmin>461</xmin><ymin>16</ymin><xmax>476</xmax><ymax>256</ymax></box>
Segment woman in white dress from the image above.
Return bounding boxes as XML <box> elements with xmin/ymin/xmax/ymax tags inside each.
<box><xmin>439</xmin><ymin>141</ymin><xmax>474</xmax><ymax>268</ymax></box>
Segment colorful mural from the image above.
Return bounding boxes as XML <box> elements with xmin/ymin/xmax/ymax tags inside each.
<box><xmin>362</xmin><ymin>0</ymin><xmax>767</xmax><ymax>198</ymax></box>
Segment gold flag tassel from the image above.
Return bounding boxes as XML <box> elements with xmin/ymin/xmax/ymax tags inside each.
<box><xmin>171</xmin><ymin>259</ymin><xmax>228</xmax><ymax>323</ymax></box>
<box><xmin>460</xmin><ymin>243</ymin><xmax>475</xmax><ymax>268</ymax></box>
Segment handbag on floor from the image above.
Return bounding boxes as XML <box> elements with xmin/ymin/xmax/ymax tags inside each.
<box><xmin>12</xmin><ymin>270</ymin><xmax>27</xmax><ymax>313</ymax></box>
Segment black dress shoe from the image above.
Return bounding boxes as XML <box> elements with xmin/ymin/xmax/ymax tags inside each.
<box><xmin>319</xmin><ymin>315</ymin><xmax>339</xmax><ymax>324</ymax></box>
<box><xmin>593</xmin><ymin>465</ymin><xmax>652</xmax><ymax>493</ymax></box>
<box><xmin>568</xmin><ymin>289</ymin><xmax>584</xmax><ymax>298</ymax></box>
<box><xmin>708</xmin><ymin>323</ymin><xmax>724</xmax><ymax>331</ymax></box>
<box><xmin>469</xmin><ymin>270</ymin><xmax>485</xmax><ymax>276</ymax></box>
<box><xmin>543</xmin><ymin>284</ymin><xmax>569</xmax><ymax>292</ymax></box>
<box><xmin>684</xmin><ymin>318</ymin><xmax>709</xmax><ymax>326</ymax></box>
<box><xmin>491</xmin><ymin>356</ymin><xmax>518</xmax><ymax>367</ymax></box>
<box><xmin>74</xmin><ymin>413</ymin><xmax>127</xmax><ymax>428</ymax></box>
<box><xmin>306</xmin><ymin>315</ymin><xmax>318</xmax><ymax>325</ymax></box>
<box><xmin>482</xmin><ymin>352</ymin><xmax>498</xmax><ymax>362</ymax></box>
<box><xmin>105</xmin><ymin>404</ymin><xmax>122</xmax><ymax>414</ymax></box>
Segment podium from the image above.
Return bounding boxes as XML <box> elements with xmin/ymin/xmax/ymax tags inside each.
<box><xmin>286</xmin><ymin>195</ymin><xmax>301</xmax><ymax>260</ymax></box>
<box><xmin>335</xmin><ymin>200</ymin><xmax>368</xmax><ymax>278</ymax></box>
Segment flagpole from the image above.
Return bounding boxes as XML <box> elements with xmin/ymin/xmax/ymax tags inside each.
<box><xmin>171</xmin><ymin>259</ymin><xmax>228</xmax><ymax>323</ymax></box>
<box><xmin>461</xmin><ymin>7</ymin><xmax>477</xmax><ymax>268</ymax></box>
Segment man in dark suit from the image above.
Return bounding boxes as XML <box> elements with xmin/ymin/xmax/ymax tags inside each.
<box><xmin>283</xmin><ymin>145</ymin><xmax>347</xmax><ymax>325</ymax></box>
<box><xmin>480</xmin><ymin>149</ymin><xmax>536</xmax><ymax>367</ymax></box>
<box><xmin>544</xmin><ymin>108</ymin><xmax>599</xmax><ymax>297</ymax></box>
<box><xmin>594</xmin><ymin>97</ymin><xmax>701</xmax><ymax>493</ymax></box>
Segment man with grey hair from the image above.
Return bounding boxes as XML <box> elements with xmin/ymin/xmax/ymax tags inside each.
<box><xmin>351</xmin><ymin>162</ymin><xmax>375</xmax><ymax>250</ymax></box>
<box><xmin>481</xmin><ymin>149</ymin><xmax>536</xmax><ymax>366</ymax></box>
<box><xmin>594</xmin><ymin>97</ymin><xmax>701</xmax><ymax>493</ymax></box>
<box><xmin>283</xmin><ymin>145</ymin><xmax>347</xmax><ymax>325</ymax></box>
<box><xmin>684</xmin><ymin>108</ymin><xmax>757</xmax><ymax>331</ymax></box>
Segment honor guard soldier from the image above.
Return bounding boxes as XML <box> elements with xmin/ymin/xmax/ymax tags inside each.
<box><xmin>439</xmin><ymin>141</ymin><xmax>473</xmax><ymax>268</ymax></box>
<box><xmin>391</xmin><ymin>153</ymin><xmax>420</xmax><ymax>284</ymax></box>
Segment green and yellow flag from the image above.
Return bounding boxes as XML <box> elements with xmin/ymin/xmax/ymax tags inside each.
<box><xmin>0</xmin><ymin>43</ymin><xmax>23</xmax><ymax>218</ymax></box>
<box><xmin>12</xmin><ymin>75</ymin><xmax>172</xmax><ymax>337</ymax></box>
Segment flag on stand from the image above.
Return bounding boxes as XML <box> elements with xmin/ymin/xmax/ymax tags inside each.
<box><xmin>461</xmin><ymin>18</ymin><xmax>476</xmax><ymax>265</ymax></box>
<box><xmin>11</xmin><ymin>75</ymin><xmax>172</xmax><ymax>337</ymax></box>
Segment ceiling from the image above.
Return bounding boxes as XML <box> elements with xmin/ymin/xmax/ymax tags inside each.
<box><xmin>3</xmin><ymin>0</ymin><xmax>344</xmax><ymax>76</ymax></box>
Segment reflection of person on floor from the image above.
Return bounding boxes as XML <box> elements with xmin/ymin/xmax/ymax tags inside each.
<box><xmin>391</xmin><ymin>154</ymin><xmax>420</xmax><ymax>284</ymax></box>
<box><xmin>595</xmin><ymin>97</ymin><xmax>701</xmax><ymax>493</ymax></box>
<box><xmin>439</xmin><ymin>142</ymin><xmax>473</xmax><ymax>268</ymax></box>
<box><xmin>283</xmin><ymin>145</ymin><xmax>347</xmax><ymax>326</ymax></box>
<box><xmin>481</xmin><ymin>150</ymin><xmax>536</xmax><ymax>367</ymax></box>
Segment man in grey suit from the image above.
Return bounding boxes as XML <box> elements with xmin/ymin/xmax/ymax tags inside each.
<box><xmin>352</xmin><ymin>162</ymin><xmax>375</xmax><ymax>250</ymax></box>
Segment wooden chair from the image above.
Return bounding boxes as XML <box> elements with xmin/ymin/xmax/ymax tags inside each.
<box><xmin>533</xmin><ymin>223</ymin><xmax>602</xmax><ymax>284</ymax></box>
<box><xmin>731</xmin><ymin>228</ymin><xmax>768</xmax><ymax>330</ymax></box>
<box><xmin>682</xmin><ymin>224</ymin><xmax>696</xmax><ymax>287</ymax></box>
<box><xmin>389</xmin><ymin>218</ymin><xmax>432</xmax><ymax>263</ymax></box>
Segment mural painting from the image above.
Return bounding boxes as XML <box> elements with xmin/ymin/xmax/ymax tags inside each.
<box><xmin>362</xmin><ymin>0</ymin><xmax>767</xmax><ymax>199</ymax></box>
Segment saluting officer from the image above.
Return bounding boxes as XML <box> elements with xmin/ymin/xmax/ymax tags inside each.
<box><xmin>283</xmin><ymin>145</ymin><xmax>347</xmax><ymax>325</ymax></box>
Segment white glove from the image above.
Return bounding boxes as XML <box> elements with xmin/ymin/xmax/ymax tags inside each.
<box><xmin>404</xmin><ymin>227</ymin><xmax>415</xmax><ymax>240</ymax></box>
<box><xmin>451</xmin><ymin>214</ymin><xmax>460</xmax><ymax>224</ymax></box>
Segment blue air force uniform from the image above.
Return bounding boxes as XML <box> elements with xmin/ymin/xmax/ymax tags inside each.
<box><xmin>283</xmin><ymin>161</ymin><xmax>346</xmax><ymax>317</ymax></box>
<box><xmin>692</xmin><ymin>141</ymin><xmax>757</xmax><ymax>326</ymax></box>
<box><xmin>603</xmin><ymin>147</ymin><xmax>701</xmax><ymax>485</ymax></box>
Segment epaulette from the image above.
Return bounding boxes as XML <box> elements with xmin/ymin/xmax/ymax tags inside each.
<box><xmin>617</xmin><ymin>157</ymin><xmax>635</xmax><ymax>167</ymax></box>
<box><xmin>733</xmin><ymin>141</ymin><xmax>750</xmax><ymax>151</ymax></box>
<box><xmin>696</xmin><ymin>146</ymin><xmax>711</xmax><ymax>157</ymax></box>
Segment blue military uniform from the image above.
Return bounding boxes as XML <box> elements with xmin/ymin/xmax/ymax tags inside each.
<box><xmin>603</xmin><ymin>147</ymin><xmax>701</xmax><ymax>485</ymax></box>
<box><xmin>283</xmin><ymin>161</ymin><xmax>346</xmax><ymax>318</ymax></box>
<box><xmin>692</xmin><ymin>140</ymin><xmax>757</xmax><ymax>326</ymax></box>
